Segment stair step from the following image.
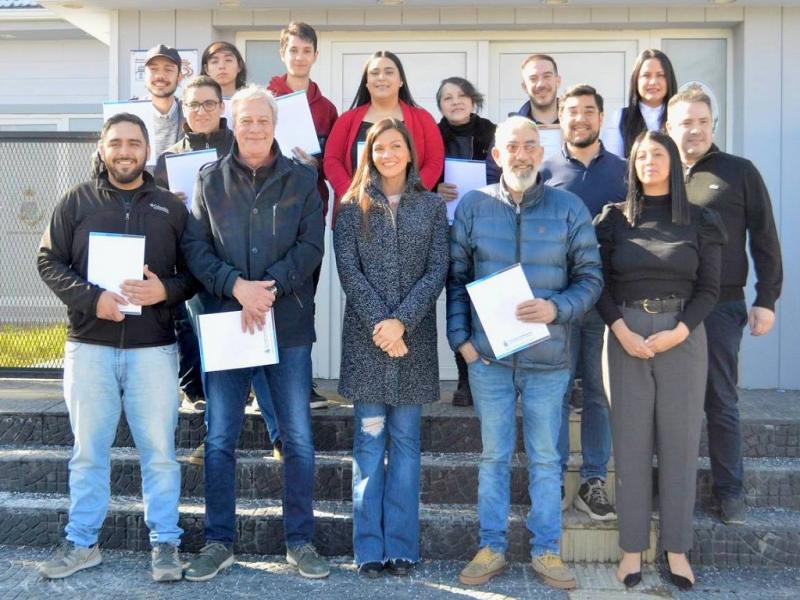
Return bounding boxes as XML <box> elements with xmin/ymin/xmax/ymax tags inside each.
<box><xmin>1</xmin><ymin>446</ymin><xmax>796</xmax><ymax>511</ymax></box>
<box><xmin>1</xmin><ymin>491</ymin><xmax>798</xmax><ymax>566</ymax></box>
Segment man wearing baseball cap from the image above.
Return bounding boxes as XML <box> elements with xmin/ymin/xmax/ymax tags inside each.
<box><xmin>143</xmin><ymin>44</ymin><xmax>184</xmax><ymax>157</ymax></box>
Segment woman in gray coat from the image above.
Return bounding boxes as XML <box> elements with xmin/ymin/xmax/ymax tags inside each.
<box><xmin>334</xmin><ymin>118</ymin><xmax>449</xmax><ymax>578</ymax></box>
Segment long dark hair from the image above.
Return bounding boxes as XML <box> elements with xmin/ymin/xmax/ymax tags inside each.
<box><xmin>621</xmin><ymin>49</ymin><xmax>678</xmax><ymax>157</ymax></box>
<box><xmin>624</xmin><ymin>130</ymin><xmax>690</xmax><ymax>227</ymax></box>
<box><xmin>350</xmin><ymin>51</ymin><xmax>417</xmax><ymax>109</ymax></box>
<box><xmin>341</xmin><ymin>118</ymin><xmax>424</xmax><ymax>218</ymax></box>
<box><xmin>201</xmin><ymin>42</ymin><xmax>247</xmax><ymax>91</ymax></box>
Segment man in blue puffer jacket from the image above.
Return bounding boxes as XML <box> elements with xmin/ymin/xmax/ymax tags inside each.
<box><xmin>448</xmin><ymin>116</ymin><xmax>602</xmax><ymax>591</ymax></box>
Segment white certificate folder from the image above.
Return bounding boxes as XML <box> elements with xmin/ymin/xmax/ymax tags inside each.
<box><xmin>274</xmin><ymin>90</ymin><xmax>321</xmax><ymax>158</ymax></box>
<box><xmin>197</xmin><ymin>310</ymin><xmax>279</xmax><ymax>372</ymax></box>
<box><xmin>466</xmin><ymin>263</ymin><xmax>550</xmax><ymax>359</ymax></box>
<box><xmin>443</xmin><ymin>158</ymin><xmax>487</xmax><ymax>224</ymax></box>
<box><xmin>86</xmin><ymin>232</ymin><xmax>145</xmax><ymax>315</ymax></box>
<box><xmin>164</xmin><ymin>149</ymin><xmax>217</xmax><ymax>211</ymax></box>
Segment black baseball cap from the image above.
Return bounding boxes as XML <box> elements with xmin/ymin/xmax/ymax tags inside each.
<box><xmin>145</xmin><ymin>44</ymin><xmax>181</xmax><ymax>68</ymax></box>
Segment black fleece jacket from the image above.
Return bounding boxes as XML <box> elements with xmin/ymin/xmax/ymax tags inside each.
<box><xmin>684</xmin><ymin>145</ymin><xmax>782</xmax><ymax>310</ymax></box>
<box><xmin>36</xmin><ymin>171</ymin><xmax>196</xmax><ymax>348</ymax></box>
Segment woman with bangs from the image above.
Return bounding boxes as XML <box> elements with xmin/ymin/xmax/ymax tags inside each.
<box><xmin>325</xmin><ymin>51</ymin><xmax>444</xmax><ymax>219</ymax></box>
<box><xmin>595</xmin><ymin>130</ymin><xmax>725</xmax><ymax>591</ymax></box>
<box><xmin>334</xmin><ymin>118</ymin><xmax>449</xmax><ymax>579</ymax></box>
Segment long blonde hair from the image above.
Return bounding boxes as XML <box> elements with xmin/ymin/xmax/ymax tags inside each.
<box><xmin>340</xmin><ymin>118</ymin><xmax>424</xmax><ymax>217</ymax></box>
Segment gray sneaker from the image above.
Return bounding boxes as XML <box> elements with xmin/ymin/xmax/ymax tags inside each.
<box><xmin>286</xmin><ymin>543</ymin><xmax>330</xmax><ymax>579</ymax></box>
<box><xmin>184</xmin><ymin>542</ymin><xmax>234</xmax><ymax>582</ymax></box>
<box><xmin>37</xmin><ymin>540</ymin><xmax>102</xmax><ymax>579</ymax></box>
<box><xmin>151</xmin><ymin>543</ymin><xmax>182</xmax><ymax>582</ymax></box>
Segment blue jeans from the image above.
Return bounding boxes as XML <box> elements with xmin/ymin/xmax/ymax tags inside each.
<box><xmin>203</xmin><ymin>345</ymin><xmax>315</xmax><ymax>547</ymax></box>
<box><xmin>704</xmin><ymin>300</ymin><xmax>748</xmax><ymax>500</ymax></box>
<box><xmin>351</xmin><ymin>402</ymin><xmax>422</xmax><ymax>565</ymax></box>
<box><xmin>558</xmin><ymin>308</ymin><xmax>611</xmax><ymax>481</ymax></box>
<box><xmin>469</xmin><ymin>360</ymin><xmax>569</xmax><ymax>556</ymax></box>
<box><xmin>62</xmin><ymin>341</ymin><xmax>182</xmax><ymax>547</ymax></box>
<box><xmin>252</xmin><ymin>368</ymin><xmax>280</xmax><ymax>444</ymax></box>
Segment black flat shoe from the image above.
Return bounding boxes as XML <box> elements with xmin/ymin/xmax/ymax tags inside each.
<box><xmin>358</xmin><ymin>561</ymin><xmax>384</xmax><ymax>578</ymax></box>
<box><xmin>663</xmin><ymin>552</ymin><xmax>694</xmax><ymax>591</ymax></box>
<box><xmin>385</xmin><ymin>559</ymin><xmax>415</xmax><ymax>576</ymax></box>
<box><xmin>622</xmin><ymin>571</ymin><xmax>642</xmax><ymax>589</ymax></box>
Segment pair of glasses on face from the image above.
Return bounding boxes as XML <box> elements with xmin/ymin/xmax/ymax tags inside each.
<box><xmin>505</xmin><ymin>141</ymin><xmax>539</xmax><ymax>155</ymax></box>
<box><xmin>185</xmin><ymin>100</ymin><xmax>220</xmax><ymax>113</ymax></box>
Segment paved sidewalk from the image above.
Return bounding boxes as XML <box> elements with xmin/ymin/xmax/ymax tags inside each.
<box><xmin>1</xmin><ymin>546</ymin><xmax>799</xmax><ymax>600</ymax></box>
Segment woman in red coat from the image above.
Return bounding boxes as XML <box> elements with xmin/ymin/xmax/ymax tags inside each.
<box><xmin>324</xmin><ymin>50</ymin><xmax>444</xmax><ymax>218</ymax></box>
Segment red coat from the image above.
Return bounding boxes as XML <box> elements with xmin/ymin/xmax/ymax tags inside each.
<box><xmin>324</xmin><ymin>101</ymin><xmax>445</xmax><ymax>217</ymax></box>
<box><xmin>268</xmin><ymin>75</ymin><xmax>338</xmax><ymax>217</ymax></box>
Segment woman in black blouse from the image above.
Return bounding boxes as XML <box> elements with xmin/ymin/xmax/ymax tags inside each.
<box><xmin>594</xmin><ymin>130</ymin><xmax>725</xmax><ymax>591</ymax></box>
<box><xmin>435</xmin><ymin>77</ymin><xmax>496</xmax><ymax>406</ymax></box>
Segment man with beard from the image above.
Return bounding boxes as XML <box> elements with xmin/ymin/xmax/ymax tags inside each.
<box><xmin>666</xmin><ymin>86</ymin><xmax>782</xmax><ymax>526</ymax></box>
<box><xmin>487</xmin><ymin>54</ymin><xmax>562</xmax><ymax>184</ymax></box>
<box><xmin>36</xmin><ymin>113</ymin><xmax>193</xmax><ymax>582</ymax></box>
<box><xmin>539</xmin><ymin>84</ymin><xmax>626</xmax><ymax>521</ymax></box>
<box><xmin>448</xmin><ymin>116</ymin><xmax>602</xmax><ymax>590</ymax></box>
<box><xmin>142</xmin><ymin>44</ymin><xmax>184</xmax><ymax>157</ymax></box>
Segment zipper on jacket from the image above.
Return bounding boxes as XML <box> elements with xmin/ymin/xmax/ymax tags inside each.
<box><xmin>293</xmin><ymin>291</ymin><xmax>304</xmax><ymax>309</ymax></box>
<box><xmin>272</xmin><ymin>204</ymin><xmax>277</xmax><ymax>236</ymax></box>
<box><xmin>515</xmin><ymin>203</ymin><xmax>521</xmax><ymax>262</ymax></box>
<box><xmin>118</xmin><ymin>194</ymin><xmax>134</xmax><ymax>349</ymax></box>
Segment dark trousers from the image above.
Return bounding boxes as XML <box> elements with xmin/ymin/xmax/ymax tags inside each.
<box><xmin>174</xmin><ymin>302</ymin><xmax>204</xmax><ymax>400</ymax></box>
<box><xmin>704</xmin><ymin>300</ymin><xmax>748</xmax><ymax>501</ymax></box>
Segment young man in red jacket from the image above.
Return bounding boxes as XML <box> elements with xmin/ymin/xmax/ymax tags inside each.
<box><xmin>268</xmin><ymin>21</ymin><xmax>338</xmax><ymax>409</ymax></box>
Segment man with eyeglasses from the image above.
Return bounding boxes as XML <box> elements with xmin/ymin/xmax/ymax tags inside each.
<box><xmin>448</xmin><ymin>116</ymin><xmax>602</xmax><ymax>591</ymax></box>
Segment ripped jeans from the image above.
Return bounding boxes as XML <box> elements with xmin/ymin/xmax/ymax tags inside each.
<box><xmin>351</xmin><ymin>402</ymin><xmax>422</xmax><ymax>565</ymax></box>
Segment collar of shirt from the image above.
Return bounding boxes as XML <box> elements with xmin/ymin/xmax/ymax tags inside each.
<box><xmin>637</xmin><ymin>101</ymin><xmax>664</xmax><ymax>131</ymax></box>
<box><xmin>152</xmin><ymin>98</ymin><xmax>179</xmax><ymax>121</ymax></box>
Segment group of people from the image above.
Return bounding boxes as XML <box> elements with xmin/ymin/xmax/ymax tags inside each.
<box><xmin>33</xmin><ymin>20</ymin><xmax>782</xmax><ymax>594</ymax></box>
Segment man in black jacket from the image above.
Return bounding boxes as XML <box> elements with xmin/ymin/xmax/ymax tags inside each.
<box><xmin>36</xmin><ymin>113</ymin><xmax>194</xmax><ymax>581</ymax></box>
<box><xmin>667</xmin><ymin>86</ymin><xmax>783</xmax><ymax>526</ymax></box>
<box><xmin>181</xmin><ymin>85</ymin><xmax>327</xmax><ymax>581</ymax></box>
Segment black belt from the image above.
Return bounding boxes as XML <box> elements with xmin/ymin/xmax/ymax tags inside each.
<box><xmin>624</xmin><ymin>297</ymin><xmax>685</xmax><ymax>314</ymax></box>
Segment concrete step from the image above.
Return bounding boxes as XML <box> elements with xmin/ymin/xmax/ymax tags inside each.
<box><xmin>1</xmin><ymin>491</ymin><xmax>798</xmax><ymax>566</ymax></box>
<box><xmin>2</xmin><ymin>394</ymin><xmax>798</xmax><ymax>459</ymax></box>
<box><xmin>0</xmin><ymin>446</ymin><xmax>797</xmax><ymax>512</ymax></box>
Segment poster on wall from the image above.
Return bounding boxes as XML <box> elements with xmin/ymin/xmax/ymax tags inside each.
<box><xmin>130</xmin><ymin>49</ymin><xmax>199</xmax><ymax>99</ymax></box>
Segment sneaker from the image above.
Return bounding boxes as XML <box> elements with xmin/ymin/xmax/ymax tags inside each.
<box><xmin>531</xmin><ymin>552</ymin><xmax>577</xmax><ymax>590</ymax></box>
<box><xmin>452</xmin><ymin>383</ymin><xmax>473</xmax><ymax>407</ymax></box>
<box><xmin>385</xmin><ymin>558</ymin><xmax>415</xmax><ymax>576</ymax></box>
<box><xmin>310</xmin><ymin>384</ymin><xmax>329</xmax><ymax>409</ymax></box>
<box><xmin>37</xmin><ymin>541</ymin><xmax>102</xmax><ymax>579</ymax></box>
<box><xmin>569</xmin><ymin>381</ymin><xmax>583</xmax><ymax>414</ymax></box>
<box><xmin>184</xmin><ymin>542</ymin><xmax>234</xmax><ymax>582</ymax></box>
<box><xmin>458</xmin><ymin>547</ymin><xmax>506</xmax><ymax>585</ymax></box>
<box><xmin>561</xmin><ymin>485</ymin><xmax>569</xmax><ymax>512</ymax></box>
<box><xmin>574</xmin><ymin>478</ymin><xmax>617</xmax><ymax>521</ymax></box>
<box><xmin>272</xmin><ymin>439</ymin><xmax>283</xmax><ymax>462</ymax></box>
<box><xmin>187</xmin><ymin>442</ymin><xmax>204</xmax><ymax>466</ymax></box>
<box><xmin>358</xmin><ymin>561</ymin><xmax>384</xmax><ymax>578</ymax></box>
<box><xmin>720</xmin><ymin>496</ymin><xmax>746</xmax><ymax>526</ymax></box>
<box><xmin>286</xmin><ymin>543</ymin><xmax>330</xmax><ymax>579</ymax></box>
<box><xmin>151</xmin><ymin>543</ymin><xmax>182</xmax><ymax>582</ymax></box>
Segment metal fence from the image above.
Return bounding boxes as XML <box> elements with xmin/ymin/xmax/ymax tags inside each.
<box><xmin>0</xmin><ymin>132</ymin><xmax>98</xmax><ymax>375</ymax></box>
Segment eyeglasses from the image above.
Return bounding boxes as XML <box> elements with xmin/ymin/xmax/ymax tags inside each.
<box><xmin>186</xmin><ymin>100</ymin><xmax>220</xmax><ymax>113</ymax></box>
<box><xmin>505</xmin><ymin>141</ymin><xmax>539</xmax><ymax>155</ymax></box>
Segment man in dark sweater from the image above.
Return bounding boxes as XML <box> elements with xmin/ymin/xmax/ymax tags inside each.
<box><xmin>540</xmin><ymin>84</ymin><xmax>626</xmax><ymax>523</ymax></box>
<box><xmin>667</xmin><ymin>86</ymin><xmax>783</xmax><ymax>526</ymax></box>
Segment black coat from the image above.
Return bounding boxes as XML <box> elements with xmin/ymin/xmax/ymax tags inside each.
<box><xmin>334</xmin><ymin>170</ymin><xmax>449</xmax><ymax>405</ymax></box>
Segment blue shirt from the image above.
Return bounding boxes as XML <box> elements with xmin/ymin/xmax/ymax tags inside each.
<box><xmin>539</xmin><ymin>142</ymin><xmax>627</xmax><ymax>218</ymax></box>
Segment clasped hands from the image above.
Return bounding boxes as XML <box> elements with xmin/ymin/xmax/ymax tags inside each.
<box><xmin>233</xmin><ymin>277</ymin><xmax>277</xmax><ymax>334</ymax></box>
<box><xmin>96</xmin><ymin>264</ymin><xmax>167</xmax><ymax>322</ymax></box>
<box><xmin>373</xmin><ymin>318</ymin><xmax>408</xmax><ymax>358</ymax></box>
<box><xmin>611</xmin><ymin>319</ymin><xmax>690</xmax><ymax>360</ymax></box>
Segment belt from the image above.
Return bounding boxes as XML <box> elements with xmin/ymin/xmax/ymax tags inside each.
<box><xmin>624</xmin><ymin>297</ymin><xmax>685</xmax><ymax>314</ymax></box>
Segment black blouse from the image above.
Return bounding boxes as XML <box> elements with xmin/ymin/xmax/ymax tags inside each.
<box><xmin>594</xmin><ymin>195</ymin><xmax>727</xmax><ymax>330</ymax></box>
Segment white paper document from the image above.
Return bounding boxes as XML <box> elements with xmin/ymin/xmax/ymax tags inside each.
<box><xmin>86</xmin><ymin>232</ymin><xmax>145</xmax><ymax>315</ymax></box>
<box><xmin>356</xmin><ymin>141</ymin><xmax>366</xmax><ymax>167</ymax></box>
<box><xmin>164</xmin><ymin>149</ymin><xmax>217</xmax><ymax>211</ymax></box>
<box><xmin>443</xmin><ymin>158</ymin><xmax>487</xmax><ymax>224</ymax></box>
<box><xmin>538</xmin><ymin>125</ymin><xmax>563</xmax><ymax>162</ymax></box>
<box><xmin>273</xmin><ymin>90</ymin><xmax>321</xmax><ymax>158</ymax></box>
<box><xmin>102</xmin><ymin>100</ymin><xmax>157</xmax><ymax>165</ymax></box>
<box><xmin>197</xmin><ymin>310</ymin><xmax>279</xmax><ymax>372</ymax></box>
<box><xmin>466</xmin><ymin>263</ymin><xmax>550</xmax><ymax>359</ymax></box>
<box><xmin>222</xmin><ymin>96</ymin><xmax>233</xmax><ymax>130</ymax></box>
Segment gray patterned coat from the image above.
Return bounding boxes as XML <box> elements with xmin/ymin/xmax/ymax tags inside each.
<box><xmin>333</xmin><ymin>170</ymin><xmax>449</xmax><ymax>406</ymax></box>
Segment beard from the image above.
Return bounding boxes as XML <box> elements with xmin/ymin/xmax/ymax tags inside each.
<box><xmin>530</xmin><ymin>90</ymin><xmax>557</xmax><ymax>111</ymax></box>
<box><xmin>146</xmin><ymin>80</ymin><xmax>178</xmax><ymax>98</ymax></box>
<box><xmin>503</xmin><ymin>165</ymin><xmax>538</xmax><ymax>193</ymax></box>
<box><xmin>106</xmin><ymin>159</ymin><xmax>146</xmax><ymax>185</ymax></box>
<box><xmin>568</xmin><ymin>129</ymin><xmax>600</xmax><ymax>148</ymax></box>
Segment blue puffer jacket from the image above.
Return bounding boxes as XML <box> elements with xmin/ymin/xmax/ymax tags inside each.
<box><xmin>446</xmin><ymin>176</ymin><xmax>603</xmax><ymax>370</ymax></box>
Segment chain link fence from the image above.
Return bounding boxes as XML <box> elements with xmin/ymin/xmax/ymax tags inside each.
<box><xmin>0</xmin><ymin>132</ymin><xmax>98</xmax><ymax>374</ymax></box>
